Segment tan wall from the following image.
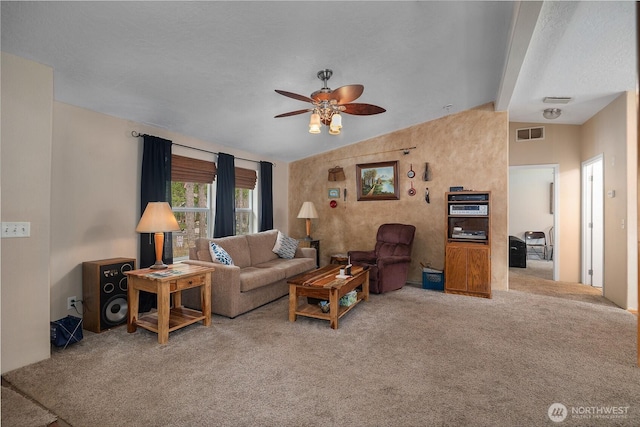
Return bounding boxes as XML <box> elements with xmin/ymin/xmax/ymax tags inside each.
<box><xmin>1</xmin><ymin>53</ymin><xmax>53</xmax><ymax>373</ymax></box>
<box><xmin>289</xmin><ymin>104</ymin><xmax>509</xmax><ymax>290</ymax></box>
<box><xmin>581</xmin><ymin>92</ymin><xmax>638</xmax><ymax>310</ymax></box>
<box><xmin>509</xmin><ymin>123</ymin><xmax>582</xmax><ymax>282</ymax></box>
<box><xmin>50</xmin><ymin>103</ymin><xmax>289</xmax><ymax>323</ymax></box>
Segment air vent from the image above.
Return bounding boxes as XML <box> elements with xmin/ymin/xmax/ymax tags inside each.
<box><xmin>543</xmin><ymin>97</ymin><xmax>572</xmax><ymax>104</ymax></box>
<box><xmin>516</xmin><ymin>126</ymin><xmax>545</xmax><ymax>142</ymax></box>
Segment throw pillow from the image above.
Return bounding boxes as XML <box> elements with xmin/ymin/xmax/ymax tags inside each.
<box><xmin>209</xmin><ymin>242</ymin><xmax>234</xmax><ymax>265</ymax></box>
<box><xmin>272</xmin><ymin>231</ymin><xmax>298</xmax><ymax>259</ymax></box>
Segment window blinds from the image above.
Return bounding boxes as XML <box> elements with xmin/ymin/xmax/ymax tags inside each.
<box><xmin>171</xmin><ymin>154</ymin><xmax>256</xmax><ymax>189</ymax></box>
<box><xmin>172</xmin><ymin>155</ymin><xmax>216</xmax><ymax>183</ymax></box>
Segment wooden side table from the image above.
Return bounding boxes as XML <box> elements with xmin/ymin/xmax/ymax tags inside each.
<box><xmin>125</xmin><ymin>264</ymin><xmax>214</xmax><ymax>344</ymax></box>
<box><xmin>298</xmin><ymin>239</ymin><xmax>320</xmax><ymax>267</ymax></box>
<box><xmin>330</xmin><ymin>254</ymin><xmax>349</xmax><ymax>265</ymax></box>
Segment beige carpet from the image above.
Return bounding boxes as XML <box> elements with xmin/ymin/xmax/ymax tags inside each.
<box><xmin>509</xmin><ymin>260</ymin><xmax>616</xmax><ymax>308</ymax></box>
<box><xmin>3</xmin><ymin>285</ymin><xmax>639</xmax><ymax>427</ymax></box>
<box><xmin>1</xmin><ymin>384</ymin><xmax>57</xmax><ymax>427</ymax></box>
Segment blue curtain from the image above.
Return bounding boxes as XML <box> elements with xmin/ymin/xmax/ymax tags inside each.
<box><xmin>139</xmin><ymin>135</ymin><xmax>172</xmax><ymax>311</ymax></box>
<box><xmin>259</xmin><ymin>161</ymin><xmax>273</xmax><ymax>231</ymax></box>
<box><xmin>214</xmin><ymin>153</ymin><xmax>236</xmax><ymax>237</ymax></box>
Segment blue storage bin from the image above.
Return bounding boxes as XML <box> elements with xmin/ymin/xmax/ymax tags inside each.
<box><xmin>422</xmin><ymin>268</ymin><xmax>444</xmax><ymax>291</ymax></box>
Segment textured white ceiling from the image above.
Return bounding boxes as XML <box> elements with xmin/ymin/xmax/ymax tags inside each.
<box><xmin>1</xmin><ymin>1</ymin><xmax>636</xmax><ymax>162</ymax></box>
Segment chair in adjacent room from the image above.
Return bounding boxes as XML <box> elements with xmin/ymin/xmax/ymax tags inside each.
<box><xmin>348</xmin><ymin>223</ymin><xmax>416</xmax><ymax>294</ymax></box>
<box><xmin>524</xmin><ymin>231</ymin><xmax>547</xmax><ymax>260</ymax></box>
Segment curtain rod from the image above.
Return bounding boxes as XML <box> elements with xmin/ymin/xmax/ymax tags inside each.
<box><xmin>328</xmin><ymin>146</ymin><xmax>418</xmax><ymax>163</ymax></box>
<box><xmin>131</xmin><ymin>131</ymin><xmax>273</xmax><ymax>166</ymax></box>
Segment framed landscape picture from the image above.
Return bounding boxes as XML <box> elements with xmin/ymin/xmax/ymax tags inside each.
<box><xmin>356</xmin><ymin>161</ymin><xmax>399</xmax><ymax>201</ymax></box>
<box><xmin>328</xmin><ymin>188</ymin><xmax>340</xmax><ymax>198</ymax></box>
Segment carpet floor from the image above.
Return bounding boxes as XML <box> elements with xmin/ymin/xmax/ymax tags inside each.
<box><xmin>3</xmin><ymin>283</ymin><xmax>639</xmax><ymax>427</ymax></box>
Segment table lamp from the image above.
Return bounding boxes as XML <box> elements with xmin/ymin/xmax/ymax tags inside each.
<box><xmin>297</xmin><ymin>201</ymin><xmax>318</xmax><ymax>241</ymax></box>
<box><xmin>136</xmin><ymin>202</ymin><xmax>181</xmax><ymax>269</ymax></box>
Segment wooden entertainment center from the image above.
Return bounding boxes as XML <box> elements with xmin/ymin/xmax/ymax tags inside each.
<box><xmin>444</xmin><ymin>191</ymin><xmax>491</xmax><ymax>298</ymax></box>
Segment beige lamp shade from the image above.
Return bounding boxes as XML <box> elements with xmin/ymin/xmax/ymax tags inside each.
<box><xmin>136</xmin><ymin>202</ymin><xmax>180</xmax><ymax>233</ymax></box>
<box><xmin>297</xmin><ymin>201</ymin><xmax>318</xmax><ymax>241</ymax></box>
<box><xmin>297</xmin><ymin>201</ymin><xmax>318</xmax><ymax>219</ymax></box>
<box><xmin>136</xmin><ymin>202</ymin><xmax>180</xmax><ymax>269</ymax></box>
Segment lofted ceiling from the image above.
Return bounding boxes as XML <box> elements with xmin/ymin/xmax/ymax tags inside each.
<box><xmin>1</xmin><ymin>1</ymin><xmax>636</xmax><ymax>162</ymax></box>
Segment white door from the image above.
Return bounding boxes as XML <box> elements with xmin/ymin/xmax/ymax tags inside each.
<box><xmin>582</xmin><ymin>155</ymin><xmax>604</xmax><ymax>287</ymax></box>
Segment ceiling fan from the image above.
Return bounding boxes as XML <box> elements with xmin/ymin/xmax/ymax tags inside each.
<box><xmin>274</xmin><ymin>69</ymin><xmax>386</xmax><ymax>135</ymax></box>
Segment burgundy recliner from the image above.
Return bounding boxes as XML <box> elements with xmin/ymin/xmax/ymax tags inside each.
<box><xmin>348</xmin><ymin>223</ymin><xmax>416</xmax><ymax>294</ymax></box>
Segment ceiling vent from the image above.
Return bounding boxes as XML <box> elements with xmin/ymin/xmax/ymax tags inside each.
<box><xmin>543</xmin><ymin>97</ymin><xmax>572</xmax><ymax>104</ymax></box>
<box><xmin>516</xmin><ymin>126</ymin><xmax>545</xmax><ymax>142</ymax></box>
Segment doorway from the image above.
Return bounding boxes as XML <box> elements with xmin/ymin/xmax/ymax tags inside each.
<box><xmin>509</xmin><ymin>165</ymin><xmax>559</xmax><ymax>281</ymax></box>
<box><xmin>581</xmin><ymin>154</ymin><xmax>604</xmax><ymax>288</ymax></box>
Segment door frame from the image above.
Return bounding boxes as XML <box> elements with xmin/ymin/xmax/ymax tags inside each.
<box><xmin>581</xmin><ymin>154</ymin><xmax>604</xmax><ymax>287</ymax></box>
<box><xmin>508</xmin><ymin>164</ymin><xmax>559</xmax><ymax>281</ymax></box>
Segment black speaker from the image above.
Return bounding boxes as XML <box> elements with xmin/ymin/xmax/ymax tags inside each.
<box><xmin>82</xmin><ymin>258</ymin><xmax>136</xmax><ymax>332</ymax></box>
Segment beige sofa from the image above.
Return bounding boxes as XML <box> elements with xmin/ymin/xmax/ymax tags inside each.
<box><xmin>181</xmin><ymin>229</ymin><xmax>316</xmax><ymax>318</ymax></box>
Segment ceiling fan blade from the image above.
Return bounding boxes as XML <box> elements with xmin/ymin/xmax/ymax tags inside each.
<box><xmin>274</xmin><ymin>108</ymin><xmax>312</xmax><ymax>118</ymax></box>
<box><xmin>275</xmin><ymin>90</ymin><xmax>314</xmax><ymax>104</ymax></box>
<box><xmin>330</xmin><ymin>84</ymin><xmax>364</xmax><ymax>104</ymax></box>
<box><xmin>341</xmin><ymin>103</ymin><xmax>386</xmax><ymax>115</ymax></box>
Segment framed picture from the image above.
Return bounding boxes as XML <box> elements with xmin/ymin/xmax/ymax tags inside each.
<box><xmin>328</xmin><ymin>188</ymin><xmax>340</xmax><ymax>198</ymax></box>
<box><xmin>356</xmin><ymin>161</ymin><xmax>399</xmax><ymax>201</ymax></box>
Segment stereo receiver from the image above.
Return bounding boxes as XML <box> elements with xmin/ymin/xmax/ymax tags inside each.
<box><xmin>449</xmin><ymin>204</ymin><xmax>488</xmax><ymax>215</ymax></box>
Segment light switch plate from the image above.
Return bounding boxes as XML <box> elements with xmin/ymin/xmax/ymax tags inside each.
<box><xmin>1</xmin><ymin>222</ymin><xmax>31</xmax><ymax>238</ymax></box>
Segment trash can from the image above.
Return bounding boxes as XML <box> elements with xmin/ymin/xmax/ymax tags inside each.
<box><xmin>422</xmin><ymin>268</ymin><xmax>444</xmax><ymax>291</ymax></box>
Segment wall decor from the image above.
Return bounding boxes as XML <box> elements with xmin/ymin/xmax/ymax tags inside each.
<box><xmin>356</xmin><ymin>161</ymin><xmax>399</xmax><ymax>201</ymax></box>
<box><xmin>328</xmin><ymin>188</ymin><xmax>340</xmax><ymax>198</ymax></box>
<box><xmin>328</xmin><ymin>166</ymin><xmax>346</xmax><ymax>181</ymax></box>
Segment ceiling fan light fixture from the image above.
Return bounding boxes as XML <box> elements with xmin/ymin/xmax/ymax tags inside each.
<box><xmin>276</xmin><ymin>69</ymin><xmax>385</xmax><ymax>136</ymax></box>
<box><xmin>309</xmin><ymin>113</ymin><xmax>321</xmax><ymax>134</ymax></box>
<box><xmin>329</xmin><ymin>112</ymin><xmax>342</xmax><ymax>134</ymax></box>
<box><xmin>543</xmin><ymin>108</ymin><xmax>562</xmax><ymax>120</ymax></box>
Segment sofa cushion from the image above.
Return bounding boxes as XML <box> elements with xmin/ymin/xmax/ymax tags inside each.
<box><xmin>272</xmin><ymin>231</ymin><xmax>298</xmax><ymax>259</ymax></box>
<box><xmin>210</xmin><ymin>235</ymin><xmax>252</xmax><ymax>268</ymax></box>
<box><xmin>246</xmin><ymin>229</ymin><xmax>279</xmax><ymax>265</ymax></box>
<box><xmin>239</xmin><ymin>266</ymin><xmax>286</xmax><ymax>292</ymax></box>
<box><xmin>197</xmin><ymin>249</ymin><xmax>214</xmax><ymax>263</ymax></box>
<box><xmin>209</xmin><ymin>242</ymin><xmax>233</xmax><ymax>265</ymax></box>
<box><xmin>256</xmin><ymin>258</ymin><xmax>316</xmax><ymax>278</ymax></box>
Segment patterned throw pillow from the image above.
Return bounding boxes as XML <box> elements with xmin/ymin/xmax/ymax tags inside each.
<box><xmin>272</xmin><ymin>231</ymin><xmax>298</xmax><ymax>259</ymax></box>
<box><xmin>209</xmin><ymin>242</ymin><xmax>234</xmax><ymax>265</ymax></box>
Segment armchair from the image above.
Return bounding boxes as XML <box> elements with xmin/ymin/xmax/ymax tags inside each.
<box><xmin>348</xmin><ymin>223</ymin><xmax>416</xmax><ymax>294</ymax></box>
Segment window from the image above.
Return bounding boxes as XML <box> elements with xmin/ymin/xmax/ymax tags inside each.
<box><xmin>235</xmin><ymin>188</ymin><xmax>254</xmax><ymax>235</ymax></box>
<box><xmin>234</xmin><ymin>166</ymin><xmax>258</xmax><ymax>235</ymax></box>
<box><xmin>172</xmin><ymin>182</ymin><xmax>210</xmax><ymax>260</ymax></box>
<box><xmin>169</xmin><ymin>155</ymin><xmax>259</xmax><ymax>258</ymax></box>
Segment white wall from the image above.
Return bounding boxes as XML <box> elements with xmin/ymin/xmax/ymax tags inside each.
<box><xmin>509</xmin><ymin>167</ymin><xmax>555</xmax><ymax>240</ymax></box>
<box><xmin>1</xmin><ymin>53</ymin><xmax>53</xmax><ymax>373</ymax></box>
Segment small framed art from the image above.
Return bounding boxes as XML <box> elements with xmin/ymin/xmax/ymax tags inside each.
<box><xmin>328</xmin><ymin>188</ymin><xmax>340</xmax><ymax>198</ymax></box>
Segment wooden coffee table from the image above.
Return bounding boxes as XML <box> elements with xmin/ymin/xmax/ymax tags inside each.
<box><xmin>288</xmin><ymin>265</ymin><xmax>369</xmax><ymax>329</ymax></box>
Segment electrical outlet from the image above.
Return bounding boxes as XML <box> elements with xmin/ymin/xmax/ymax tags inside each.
<box><xmin>67</xmin><ymin>296</ymin><xmax>77</xmax><ymax>310</ymax></box>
